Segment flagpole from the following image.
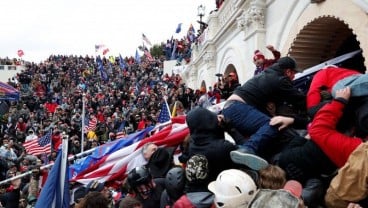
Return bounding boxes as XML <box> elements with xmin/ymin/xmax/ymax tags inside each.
<box><xmin>0</xmin><ymin>122</ymin><xmax>164</xmax><ymax>185</ymax></box>
<box><xmin>164</xmin><ymin>97</ymin><xmax>172</xmax><ymax>119</ymax></box>
<box><xmin>81</xmin><ymin>93</ymin><xmax>86</xmax><ymax>153</ymax></box>
<box><xmin>171</xmin><ymin>101</ymin><xmax>177</xmax><ymax>117</ymax></box>
<box><xmin>0</xmin><ymin>146</ymin><xmax>96</xmax><ymax>186</ymax></box>
<box><xmin>0</xmin><ymin>119</ymin><xmax>180</xmax><ymax>186</ymax></box>
<box><xmin>56</xmin><ymin>132</ymin><xmax>69</xmax><ymax>207</ymax></box>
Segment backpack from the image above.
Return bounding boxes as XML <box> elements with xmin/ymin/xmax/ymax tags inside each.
<box><xmin>173</xmin><ymin>193</ymin><xmax>215</xmax><ymax>208</ymax></box>
<box><xmin>173</xmin><ymin>195</ymin><xmax>195</xmax><ymax>208</ymax></box>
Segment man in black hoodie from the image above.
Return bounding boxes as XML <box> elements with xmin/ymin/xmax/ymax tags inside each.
<box><xmin>184</xmin><ymin>107</ymin><xmax>243</xmax><ymax>183</ymax></box>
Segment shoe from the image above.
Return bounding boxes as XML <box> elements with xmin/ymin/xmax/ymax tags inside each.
<box><xmin>230</xmin><ymin>149</ymin><xmax>269</xmax><ymax>171</ymax></box>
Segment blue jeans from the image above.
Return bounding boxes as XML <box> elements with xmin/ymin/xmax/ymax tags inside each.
<box><xmin>222</xmin><ymin>100</ymin><xmax>278</xmax><ymax>154</ymax></box>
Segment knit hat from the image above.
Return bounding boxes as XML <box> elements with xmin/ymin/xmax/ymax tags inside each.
<box><xmin>277</xmin><ymin>57</ymin><xmax>298</xmax><ymax>71</ymax></box>
<box><xmin>253</xmin><ymin>50</ymin><xmax>265</xmax><ymax>61</ymax></box>
<box><xmin>283</xmin><ymin>180</ymin><xmax>302</xmax><ymax>198</ymax></box>
<box><xmin>185</xmin><ymin>154</ymin><xmax>209</xmax><ymax>183</ymax></box>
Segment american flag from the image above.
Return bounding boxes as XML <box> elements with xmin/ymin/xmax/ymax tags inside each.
<box><xmin>23</xmin><ymin>130</ymin><xmax>52</xmax><ymax>156</ymax></box>
<box><xmin>115</xmin><ymin>131</ymin><xmax>126</xmax><ymax>139</ymax></box>
<box><xmin>84</xmin><ymin>117</ymin><xmax>97</xmax><ymax>132</ymax></box>
<box><xmin>144</xmin><ymin>49</ymin><xmax>154</xmax><ymax>62</ymax></box>
<box><xmin>102</xmin><ymin>48</ymin><xmax>110</xmax><ymax>55</ymax></box>
<box><xmin>157</xmin><ymin>101</ymin><xmax>171</xmax><ymax>123</ymax></box>
<box><xmin>142</xmin><ymin>33</ymin><xmax>152</xmax><ymax>46</ymax></box>
<box><xmin>71</xmin><ymin>116</ymin><xmax>188</xmax><ymax>185</ymax></box>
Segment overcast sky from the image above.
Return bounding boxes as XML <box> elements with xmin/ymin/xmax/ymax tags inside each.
<box><xmin>0</xmin><ymin>0</ymin><xmax>215</xmax><ymax>62</ymax></box>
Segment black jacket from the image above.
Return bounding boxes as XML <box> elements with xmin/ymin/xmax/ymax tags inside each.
<box><xmin>234</xmin><ymin>63</ymin><xmax>306</xmax><ymax>115</ymax></box>
<box><xmin>277</xmin><ymin>135</ymin><xmax>337</xmax><ymax>183</ymax></box>
<box><xmin>0</xmin><ymin>187</ymin><xmax>20</xmax><ymax>208</ymax></box>
<box><xmin>185</xmin><ymin>107</ymin><xmax>238</xmax><ymax>182</ymax></box>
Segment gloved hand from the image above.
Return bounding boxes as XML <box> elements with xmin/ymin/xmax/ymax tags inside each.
<box><xmin>320</xmin><ymin>90</ymin><xmax>332</xmax><ymax>101</ymax></box>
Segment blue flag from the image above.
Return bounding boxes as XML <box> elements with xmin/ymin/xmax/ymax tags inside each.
<box><xmin>117</xmin><ymin>121</ymin><xmax>126</xmax><ymax>132</ymax></box>
<box><xmin>187</xmin><ymin>24</ymin><xmax>196</xmax><ymax>43</ymax></box>
<box><xmin>171</xmin><ymin>40</ymin><xmax>177</xmax><ymax>60</ymax></box>
<box><xmin>135</xmin><ymin>49</ymin><xmax>141</xmax><ymax>64</ymax></box>
<box><xmin>119</xmin><ymin>54</ymin><xmax>126</xmax><ymax>71</ymax></box>
<box><xmin>35</xmin><ymin>150</ymin><xmax>70</xmax><ymax>208</ymax></box>
<box><xmin>175</xmin><ymin>23</ymin><xmax>182</xmax><ymax>33</ymax></box>
<box><xmin>96</xmin><ymin>56</ymin><xmax>108</xmax><ymax>81</ymax></box>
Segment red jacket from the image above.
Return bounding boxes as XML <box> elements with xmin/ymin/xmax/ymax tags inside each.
<box><xmin>44</xmin><ymin>102</ymin><xmax>58</xmax><ymax>113</ymax></box>
<box><xmin>309</xmin><ymin>99</ymin><xmax>362</xmax><ymax>168</ymax></box>
<box><xmin>96</xmin><ymin>112</ymin><xmax>105</xmax><ymax>123</ymax></box>
<box><xmin>137</xmin><ymin>120</ymin><xmax>146</xmax><ymax>130</ymax></box>
<box><xmin>306</xmin><ymin>67</ymin><xmax>360</xmax><ymax>109</ymax></box>
<box><xmin>52</xmin><ymin>134</ymin><xmax>62</xmax><ymax>150</ymax></box>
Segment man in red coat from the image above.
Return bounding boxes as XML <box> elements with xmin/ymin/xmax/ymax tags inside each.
<box><xmin>308</xmin><ymin>87</ymin><xmax>363</xmax><ymax>168</ymax></box>
<box><xmin>309</xmin><ymin>86</ymin><xmax>368</xmax><ymax>207</ymax></box>
<box><xmin>306</xmin><ymin>66</ymin><xmax>360</xmax><ymax>117</ymax></box>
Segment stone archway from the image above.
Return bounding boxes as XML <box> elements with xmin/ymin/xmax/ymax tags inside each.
<box><xmin>288</xmin><ymin>16</ymin><xmax>365</xmax><ymax>73</ymax></box>
<box><xmin>223</xmin><ymin>64</ymin><xmax>239</xmax><ymax>82</ymax></box>
<box><xmin>281</xmin><ymin>0</ymin><xmax>368</xmax><ymax>73</ymax></box>
<box><xmin>222</xmin><ymin>64</ymin><xmax>240</xmax><ymax>87</ymax></box>
<box><xmin>223</xmin><ymin>64</ymin><xmax>237</xmax><ymax>77</ymax></box>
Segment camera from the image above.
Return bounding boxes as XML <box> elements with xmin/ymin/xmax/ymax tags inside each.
<box><xmin>215</xmin><ymin>73</ymin><xmax>223</xmax><ymax>82</ymax></box>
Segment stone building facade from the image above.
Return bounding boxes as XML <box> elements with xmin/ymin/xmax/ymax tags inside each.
<box><xmin>182</xmin><ymin>0</ymin><xmax>368</xmax><ymax>91</ymax></box>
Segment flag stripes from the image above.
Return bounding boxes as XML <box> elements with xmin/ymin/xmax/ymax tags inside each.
<box><xmin>24</xmin><ymin>130</ymin><xmax>52</xmax><ymax>156</ymax></box>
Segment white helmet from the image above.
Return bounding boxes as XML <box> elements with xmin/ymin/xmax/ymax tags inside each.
<box><xmin>208</xmin><ymin>169</ymin><xmax>257</xmax><ymax>208</ymax></box>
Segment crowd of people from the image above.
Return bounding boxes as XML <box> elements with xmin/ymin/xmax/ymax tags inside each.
<box><xmin>0</xmin><ymin>58</ymin><xmax>23</xmax><ymax>66</ymax></box>
<box><xmin>0</xmin><ymin>41</ymin><xmax>245</xmax><ymax>207</ymax></box>
<box><xmin>0</xmin><ymin>27</ymin><xmax>367</xmax><ymax>208</ymax></box>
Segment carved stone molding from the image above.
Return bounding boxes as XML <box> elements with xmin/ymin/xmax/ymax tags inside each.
<box><xmin>237</xmin><ymin>0</ymin><xmax>266</xmax><ymax>31</ymax></box>
<box><xmin>232</xmin><ymin>0</ymin><xmax>244</xmax><ymax>8</ymax></box>
<box><xmin>236</xmin><ymin>12</ymin><xmax>247</xmax><ymax>29</ymax></box>
<box><xmin>203</xmin><ymin>51</ymin><xmax>214</xmax><ymax>63</ymax></box>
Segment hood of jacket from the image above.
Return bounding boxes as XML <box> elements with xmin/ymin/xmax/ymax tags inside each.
<box><xmin>186</xmin><ymin>107</ymin><xmax>224</xmax><ymax>140</ymax></box>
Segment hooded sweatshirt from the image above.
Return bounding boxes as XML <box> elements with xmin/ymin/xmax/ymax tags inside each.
<box><xmin>185</xmin><ymin>107</ymin><xmax>237</xmax><ymax>182</ymax></box>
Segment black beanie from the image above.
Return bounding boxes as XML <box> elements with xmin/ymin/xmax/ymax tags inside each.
<box><xmin>277</xmin><ymin>57</ymin><xmax>298</xmax><ymax>71</ymax></box>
